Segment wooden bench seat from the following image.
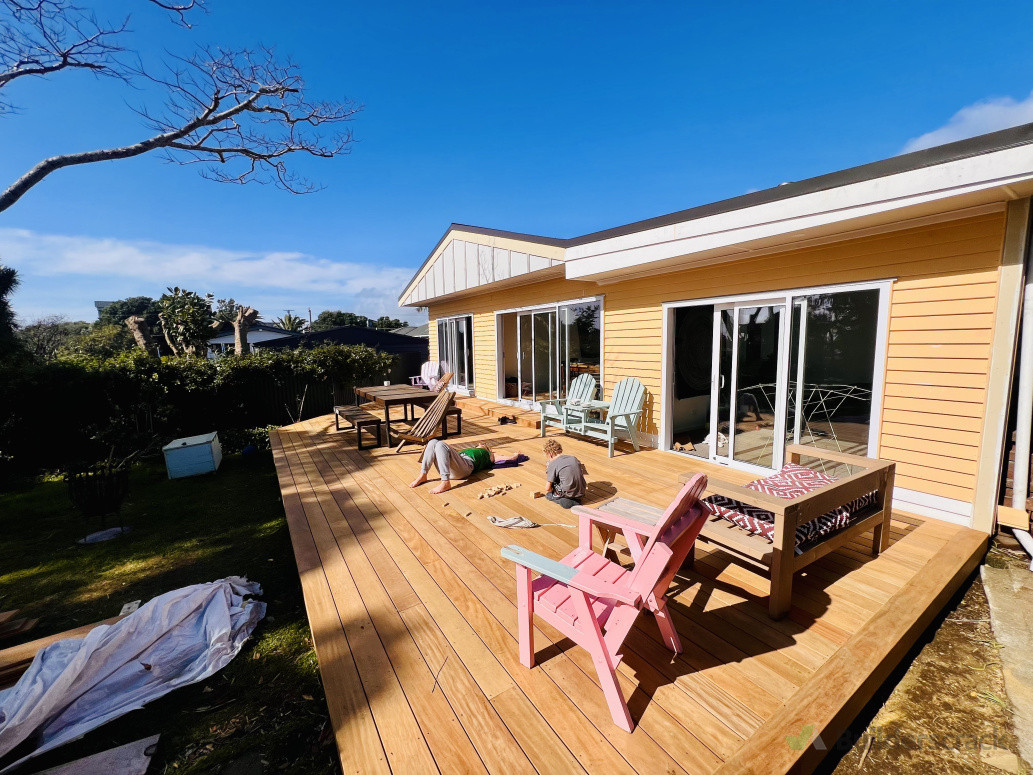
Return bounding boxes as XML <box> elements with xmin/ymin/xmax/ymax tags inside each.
<box><xmin>333</xmin><ymin>405</ymin><xmax>383</xmax><ymax>450</ymax></box>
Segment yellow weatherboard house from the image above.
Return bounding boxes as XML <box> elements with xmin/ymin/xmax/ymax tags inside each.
<box><xmin>401</xmin><ymin>123</ymin><xmax>1033</xmax><ymax>533</ymax></box>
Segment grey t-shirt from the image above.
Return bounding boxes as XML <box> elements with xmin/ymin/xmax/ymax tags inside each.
<box><xmin>546</xmin><ymin>454</ymin><xmax>586</xmax><ymax>500</ymax></box>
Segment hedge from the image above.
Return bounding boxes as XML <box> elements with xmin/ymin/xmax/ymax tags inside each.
<box><xmin>0</xmin><ymin>344</ymin><xmax>396</xmax><ymax>481</ymax></box>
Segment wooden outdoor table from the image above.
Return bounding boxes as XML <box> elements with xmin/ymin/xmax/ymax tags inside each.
<box><xmin>565</xmin><ymin>398</ymin><xmax>610</xmax><ymax>431</ymax></box>
<box><xmin>353</xmin><ymin>384</ymin><xmax>438</xmax><ymax>438</ymax></box>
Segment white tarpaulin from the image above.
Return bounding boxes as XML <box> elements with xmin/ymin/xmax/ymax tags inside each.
<box><xmin>0</xmin><ymin>577</ymin><xmax>265</xmax><ymax>772</ymax></box>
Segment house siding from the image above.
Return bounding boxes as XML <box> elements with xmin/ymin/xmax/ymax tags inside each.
<box><xmin>428</xmin><ymin>210</ymin><xmax>1008</xmax><ymax>509</ymax></box>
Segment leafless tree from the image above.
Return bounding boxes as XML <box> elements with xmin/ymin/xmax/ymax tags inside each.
<box><xmin>210</xmin><ymin>302</ymin><xmax>259</xmax><ymax>354</ymax></box>
<box><xmin>124</xmin><ymin>313</ymin><xmax>153</xmax><ymax>352</ymax></box>
<box><xmin>0</xmin><ymin>0</ymin><xmax>359</xmax><ymax>214</ymax></box>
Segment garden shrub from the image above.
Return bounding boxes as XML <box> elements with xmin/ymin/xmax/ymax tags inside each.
<box><xmin>0</xmin><ymin>344</ymin><xmax>395</xmax><ymax>482</ymax></box>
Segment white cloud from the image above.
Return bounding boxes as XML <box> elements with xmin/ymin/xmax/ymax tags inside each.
<box><xmin>0</xmin><ymin>228</ymin><xmax>425</xmax><ymax>325</ymax></box>
<box><xmin>901</xmin><ymin>90</ymin><xmax>1033</xmax><ymax>154</ymax></box>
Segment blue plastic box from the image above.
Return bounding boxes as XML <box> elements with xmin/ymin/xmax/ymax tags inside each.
<box><xmin>162</xmin><ymin>432</ymin><xmax>222</xmax><ymax>479</ymax></box>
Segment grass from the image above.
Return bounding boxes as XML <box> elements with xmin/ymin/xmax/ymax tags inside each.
<box><xmin>0</xmin><ymin>453</ymin><xmax>340</xmax><ymax>774</ymax></box>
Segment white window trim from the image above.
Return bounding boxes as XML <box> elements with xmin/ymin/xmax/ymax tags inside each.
<box><xmin>435</xmin><ymin>313</ymin><xmax>475</xmax><ymax>395</ymax></box>
<box><xmin>494</xmin><ymin>295</ymin><xmax>605</xmax><ymax>407</ymax></box>
<box><xmin>659</xmin><ymin>279</ymin><xmax>893</xmax><ymax>476</ymax></box>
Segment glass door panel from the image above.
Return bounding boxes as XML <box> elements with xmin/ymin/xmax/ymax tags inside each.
<box><xmin>437</xmin><ymin>316</ymin><xmax>474</xmax><ymax>391</ymax></box>
<box><xmin>559</xmin><ymin>303</ymin><xmax>601</xmax><ymax>399</ymax></box>
<box><xmin>671</xmin><ymin>304</ymin><xmax>715</xmax><ymax>459</ymax></box>
<box><xmin>532</xmin><ymin>311</ymin><xmax>555</xmax><ymax>402</ymax></box>
<box><xmin>730</xmin><ymin>305</ymin><xmax>783</xmax><ymax>469</ymax></box>
<box><xmin>454</xmin><ymin>316</ymin><xmax>468</xmax><ymax>388</ymax></box>
<box><xmin>518</xmin><ymin>313</ymin><xmax>533</xmax><ymax>401</ymax></box>
<box><xmin>788</xmin><ymin>289</ymin><xmax>879</xmax><ymax>475</ymax></box>
<box><xmin>714</xmin><ymin>308</ymin><xmax>735</xmax><ymax>460</ymax></box>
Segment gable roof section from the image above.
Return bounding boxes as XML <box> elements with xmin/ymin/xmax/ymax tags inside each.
<box><xmin>398</xmin><ymin>227</ymin><xmax>565</xmax><ymax>307</ymax></box>
<box><xmin>401</xmin><ymin>122</ymin><xmax>1033</xmax><ymax>304</ymax></box>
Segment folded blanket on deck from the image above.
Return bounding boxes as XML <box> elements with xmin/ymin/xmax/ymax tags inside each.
<box><xmin>493</xmin><ymin>453</ymin><xmax>528</xmax><ymax>468</ymax></box>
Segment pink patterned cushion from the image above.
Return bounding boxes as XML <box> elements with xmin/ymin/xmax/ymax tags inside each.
<box><xmin>702</xmin><ymin>463</ymin><xmax>878</xmax><ymax>551</ymax></box>
<box><xmin>745</xmin><ymin>462</ymin><xmax>836</xmax><ymax>498</ymax></box>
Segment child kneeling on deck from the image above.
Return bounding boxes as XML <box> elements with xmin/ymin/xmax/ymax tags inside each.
<box><xmin>543</xmin><ymin>439</ymin><xmax>586</xmax><ymax>509</ymax></box>
<box><xmin>410</xmin><ymin>439</ymin><xmax>521</xmax><ymax>494</ymax></box>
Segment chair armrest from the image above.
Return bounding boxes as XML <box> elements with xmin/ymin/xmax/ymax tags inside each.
<box><xmin>500</xmin><ymin>545</ymin><xmax>641</xmax><ymax>606</ymax></box>
<box><xmin>502</xmin><ymin>545</ymin><xmax>576</xmax><ymax>582</ymax></box>
<box><xmin>608</xmin><ymin>410</ymin><xmax>642</xmax><ymax>418</ymax></box>
<box><xmin>538</xmin><ymin>398</ymin><xmax>567</xmax><ymax>408</ymax></box>
<box><xmin>571</xmin><ymin>505</ymin><xmax>656</xmax><ymax>535</ymax></box>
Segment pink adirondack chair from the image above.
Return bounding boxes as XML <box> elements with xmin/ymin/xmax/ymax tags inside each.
<box><xmin>501</xmin><ymin>474</ymin><xmax>708</xmax><ymax>732</ymax></box>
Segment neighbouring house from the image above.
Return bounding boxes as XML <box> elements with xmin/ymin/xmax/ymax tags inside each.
<box><xmin>207</xmin><ymin>322</ymin><xmax>297</xmax><ymax>358</ymax></box>
<box><xmin>400</xmin><ymin>122</ymin><xmax>1033</xmax><ymax>533</ymax></box>
<box><xmin>258</xmin><ymin>325</ymin><xmax>430</xmax><ymax>385</ymax></box>
<box><xmin>390</xmin><ymin>322</ymin><xmax>430</xmax><ymax>338</ymax></box>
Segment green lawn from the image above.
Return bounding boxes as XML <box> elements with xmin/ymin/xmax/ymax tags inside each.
<box><xmin>0</xmin><ymin>453</ymin><xmax>339</xmax><ymax>774</ymax></box>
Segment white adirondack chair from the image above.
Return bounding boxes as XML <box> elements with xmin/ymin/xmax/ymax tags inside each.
<box><xmin>410</xmin><ymin>360</ymin><xmax>442</xmax><ymax>390</ymax></box>
<box><xmin>538</xmin><ymin>373</ymin><xmax>598</xmax><ymax>437</ymax></box>
<box><xmin>571</xmin><ymin>377</ymin><xmax>646</xmax><ymax>457</ymax></box>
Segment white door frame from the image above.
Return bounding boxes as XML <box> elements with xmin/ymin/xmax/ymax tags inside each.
<box><xmin>493</xmin><ymin>295</ymin><xmax>604</xmax><ymax>408</ymax></box>
<box><xmin>659</xmin><ymin>279</ymin><xmax>892</xmax><ymax>474</ymax></box>
<box><xmin>436</xmin><ymin>313</ymin><xmax>474</xmax><ymax>395</ymax></box>
<box><xmin>714</xmin><ymin>297</ymin><xmax>791</xmax><ymax>474</ymax></box>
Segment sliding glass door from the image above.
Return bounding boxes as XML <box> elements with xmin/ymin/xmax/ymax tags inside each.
<box><xmin>437</xmin><ymin>315</ymin><xmax>474</xmax><ymax>391</ymax></box>
<box><xmin>522</xmin><ymin>310</ymin><xmax>557</xmax><ymax>402</ymax></box>
<box><xmin>670</xmin><ymin>284</ymin><xmax>884</xmax><ymax>472</ymax></box>
<box><xmin>719</xmin><ymin>301</ymin><xmax>787</xmax><ymax>469</ymax></box>
<box><xmin>500</xmin><ymin>300</ymin><xmax>602</xmax><ymax>406</ymax></box>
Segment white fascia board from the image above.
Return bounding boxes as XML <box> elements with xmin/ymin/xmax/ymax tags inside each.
<box><xmin>564</xmin><ymin>145</ymin><xmax>1033</xmax><ymax>280</ymax></box>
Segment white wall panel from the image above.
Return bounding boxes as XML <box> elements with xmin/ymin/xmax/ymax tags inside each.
<box><xmin>493</xmin><ymin>247</ymin><xmax>511</xmax><ymax>281</ymax></box>
<box><xmin>478</xmin><ymin>244</ymin><xmax>494</xmax><ymax>284</ymax></box>
<box><xmin>466</xmin><ymin>241</ymin><xmax>479</xmax><ymax>288</ymax></box>
<box><xmin>529</xmin><ymin>253</ymin><xmax>553</xmax><ymax>272</ymax></box>
<box><xmin>442</xmin><ymin>241</ymin><xmax>455</xmax><ymax>294</ymax></box>
<box><xmin>511</xmin><ymin>251</ymin><xmax>529</xmax><ymax>275</ymax></box>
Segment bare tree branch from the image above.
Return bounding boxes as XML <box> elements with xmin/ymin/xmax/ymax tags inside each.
<box><xmin>0</xmin><ymin>0</ymin><xmax>129</xmax><ymax>110</ymax></box>
<box><xmin>146</xmin><ymin>0</ymin><xmax>206</xmax><ymax>29</ymax></box>
<box><xmin>0</xmin><ymin>9</ymin><xmax>358</xmax><ymax>213</ymax></box>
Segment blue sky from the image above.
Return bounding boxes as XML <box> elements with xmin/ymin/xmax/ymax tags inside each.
<box><xmin>3</xmin><ymin>0</ymin><xmax>1033</xmax><ymax>325</ymax></box>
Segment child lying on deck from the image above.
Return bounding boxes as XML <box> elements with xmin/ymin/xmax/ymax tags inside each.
<box><xmin>410</xmin><ymin>439</ymin><xmax>524</xmax><ymax>494</ymax></box>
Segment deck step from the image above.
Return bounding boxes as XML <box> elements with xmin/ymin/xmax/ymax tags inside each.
<box><xmin>455</xmin><ymin>397</ymin><xmax>541</xmax><ymax>429</ymax></box>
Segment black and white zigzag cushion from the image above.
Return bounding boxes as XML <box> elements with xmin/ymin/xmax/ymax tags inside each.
<box><xmin>702</xmin><ymin>463</ymin><xmax>878</xmax><ymax>552</ymax></box>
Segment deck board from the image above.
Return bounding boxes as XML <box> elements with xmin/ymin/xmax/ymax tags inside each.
<box><xmin>271</xmin><ymin>411</ymin><xmax>987</xmax><ymax>775</ymax></box>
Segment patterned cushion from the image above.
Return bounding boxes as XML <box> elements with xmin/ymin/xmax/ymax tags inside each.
<box><xmin>702</xmin><ymin>463</ymin><xmax>878</xmax><ymax>552</ymax></box>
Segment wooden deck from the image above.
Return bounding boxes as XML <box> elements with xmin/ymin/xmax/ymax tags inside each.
<box><xmin>271</xmin><ymin>410</ymin><xmax>988</xmax><ymax>775</ymax></box>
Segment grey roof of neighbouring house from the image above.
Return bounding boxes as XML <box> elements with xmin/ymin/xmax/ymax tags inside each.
<box><xmin>390</xmin><ymin>323</ymin><xmax>429</xmax><ymax>338</ymax></box>
<box><xmin>207</xmin><ymin>322</ymin><xmax>296</xmax><ymax>342</ymax></box>
<box><xmin>257</xmin><ymin>326</ymin><xmax>430</xmax><ymax>354</ymax></box>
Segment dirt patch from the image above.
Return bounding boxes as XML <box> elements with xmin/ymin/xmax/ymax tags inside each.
<box><xmin>830</xmin><ymin>538</ymin><xmax>1028</xmax><ymax>774</ymax></box>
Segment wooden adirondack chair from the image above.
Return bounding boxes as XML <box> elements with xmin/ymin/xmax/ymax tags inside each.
<box><xmin>501</xmin><ymin>474</ymin><xmax>709</xmax><ymax>731</ymax></box>
<box><xmin>567</xmin><ymin>376</ymin><xmax>646</xmax><ymax>457</ymax></box>
<box><xmin>538</xmin><ymin>373</ymin><xmax>598</xmax><ymax>437</ymax></box>
<box><xmin>391</xmin><ymin>374</ymin><xmax>456</xmax><ymax>453</ymax></box>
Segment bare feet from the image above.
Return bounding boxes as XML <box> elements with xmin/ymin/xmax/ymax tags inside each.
<box><xmin>430</xmin><ymin>480</ymin><xmax>452</xmax><ymax>494</ymax></box>
<box><xmin>410</xmin><ymin>473</ymin><xmax>428</xmax><ymax>489</ymax></box>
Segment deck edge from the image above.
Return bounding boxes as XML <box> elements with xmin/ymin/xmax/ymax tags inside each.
<box><xmin>712</xmin><ymin>524</ymin><xmax>988</xmax><ymax>775</ymax></box>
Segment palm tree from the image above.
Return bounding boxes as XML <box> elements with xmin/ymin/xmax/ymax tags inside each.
<box><xmin>0</xmin><ymin>264</ymin><xmax>21</xmax><ymax>356</ymax></box>
<box><xmin>273</xmin><ymin>312</ymin><xmax>307</xmax><ymax>333</ymax></box>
